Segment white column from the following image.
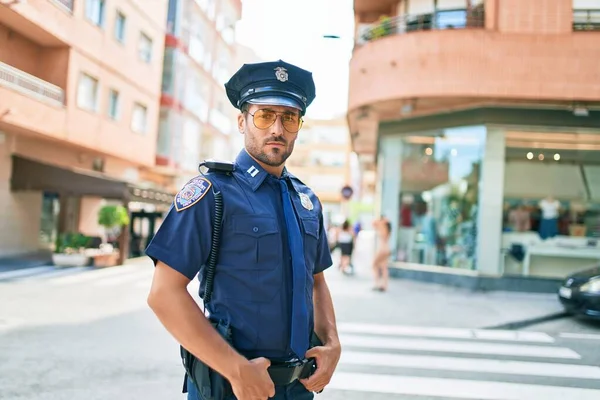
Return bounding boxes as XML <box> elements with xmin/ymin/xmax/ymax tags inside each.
<box><xmin>476</xmin><ymin>126</ymin><xmax>505</xmax><ymax>275</ymax></box>
<box><xmin>378</xmin><ymin>135</ymin><xmax>403</xmax><ymax>258</ymax></box>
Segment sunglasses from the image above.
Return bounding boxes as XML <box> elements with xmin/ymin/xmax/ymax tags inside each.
<box><xmin>247</xmin><ymin>109</ymin><xmax>304</xmax><ymax>133</ymax></box>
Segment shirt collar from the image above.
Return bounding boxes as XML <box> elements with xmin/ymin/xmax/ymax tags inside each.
<box><xmin>234</xmin><ymin>149</ymin><xmax>271</xmax><ymax>191</ymax></box>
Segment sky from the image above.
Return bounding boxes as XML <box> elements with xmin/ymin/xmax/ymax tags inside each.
<box><xmin>235</xmin><ymin>0</ymin><xmax>355</xmax><ymax>120</ymax></box>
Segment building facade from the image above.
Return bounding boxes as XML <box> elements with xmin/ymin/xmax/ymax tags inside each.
<box><xmin>156</xmin><ymin>0</ymin><xmax>241</xmax><ymax>190</ymax></box>
<box><xmin>0</xmin><ymin>0</ymin><xmax>172</xmax><ymax>259</ymax></box>
<box><xmin>349</xmin><ymin>0</ymin><xmax>600</xmax><ymax>279</ymax></box>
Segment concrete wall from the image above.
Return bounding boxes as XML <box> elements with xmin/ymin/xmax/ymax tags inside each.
<box><xmin>0</xmin><ymin>134</ymin><xmax>42</xmax><ymax>257</ymax></box>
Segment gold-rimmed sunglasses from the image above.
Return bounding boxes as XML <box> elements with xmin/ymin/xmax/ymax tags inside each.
<box><xmin>247</xmin><ymin>109</ymin><xmax>304</xmax><ymax>133</ymax></box>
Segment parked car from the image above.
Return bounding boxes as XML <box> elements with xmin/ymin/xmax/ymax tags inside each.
<box><xmin>558</xmin><ymin>265</ymin><xmax>600</xmax><ymax>319</ymax></box>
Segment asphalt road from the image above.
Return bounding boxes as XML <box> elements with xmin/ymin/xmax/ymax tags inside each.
<box><xmin>1</xmin><ymin>235</ymin><xmax>600</xmax><ymax>399</ymax></box>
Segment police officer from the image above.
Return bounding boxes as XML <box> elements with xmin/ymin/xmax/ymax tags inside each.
<box><xmin>146</xmin><ymin>60</ymin><xmax>341</xmax><ymax>400</ymax></box>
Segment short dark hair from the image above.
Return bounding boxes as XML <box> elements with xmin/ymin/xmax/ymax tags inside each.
<box><xmin>240</xmin><ymin>103</ymin><xmax>250</xmax><ymax>113</ymax></box>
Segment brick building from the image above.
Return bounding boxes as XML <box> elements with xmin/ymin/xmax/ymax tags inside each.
<box><xmin>0</xmin><ymin>0</ymin><xmax>171</xmax><ymax>259</ymax></box>
<box><xmin>348</xmin><ymin>0</ymin><xmax>600</xmax><ymax>278</ymax></box>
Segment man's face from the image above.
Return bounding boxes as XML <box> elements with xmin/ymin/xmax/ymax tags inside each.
<box><xmin>238</xmin><ymin>103</ymin><xmax>301</xmax><ymax>167</ymax></box>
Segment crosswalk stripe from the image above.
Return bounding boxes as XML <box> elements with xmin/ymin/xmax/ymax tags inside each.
<box><xmin>328</xmin><ymin>372</ymin><xmax>600</xmax><ymax>400</ymax></box>
<box><xmin>338</xmin><ymin>322</ymin><xmax>555</xmax><ymax>343</ymax></box>
<box><xmin>559</xmin><ymin>332</ymin><xmax>600</xmax><ymax>341</ymax></box>
<box><xmin>340</xmin><ymin>350</ymin><xmax>600</xmax><ymax>379</ymax></box>
<box><xmin>16</xmin><ymin>266</ymin><xmax>91</xmax><ymax>282</ymax></box>
<box><xmin>93</xmin><ymin>270</ymin><xmax>153</xmax><ymax>287</ymax></box>
<box><xmin>340</xmin><ymin>334</ymin><xmax>581</xmax><ymax>359</ymax></box>
<box><xmin>0</xmin><ymin>266</ymin><xmax>55</xmax><ymax>281</ymax></box>
<box><xmin>48</xmin><ymin>266</ymin><xmax>147</xmax><ymax>285</ymax></box>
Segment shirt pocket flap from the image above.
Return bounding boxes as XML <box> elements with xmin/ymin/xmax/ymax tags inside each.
<box><xmin>232</xmin><ymin>215</ymin><xmax>279</xmax><ymax>238</ymax></box>
<box><xmin>301</xmin><ymin>217</ymin><xmax>319</xmax><ymax>239</ymax></box>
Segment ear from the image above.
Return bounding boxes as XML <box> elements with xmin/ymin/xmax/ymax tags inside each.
<box><xmin>237</xmin><ymin>112</ymin><xmax>246</xmax><ymax>134</ymax></box>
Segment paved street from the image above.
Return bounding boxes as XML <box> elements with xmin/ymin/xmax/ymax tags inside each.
<box><xmin>1</xmin><ymin>232</ymin><xmax>600</xmax><ymax>399</ymax></box>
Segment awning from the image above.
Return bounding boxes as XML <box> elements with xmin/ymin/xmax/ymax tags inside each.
<box><xmin>11</xmin><ymin>156</ymin><xmax>129</xmax><ymax>199</ymax></box>
<box><xmin>10</xmin><ymin>156</ymin><xmax>175</xmax><ymax>205</ymax></box>
<box><xmin>127</xmin><ymin>185</ymin><xmax>174</xmax><ymax>206</ymax></box>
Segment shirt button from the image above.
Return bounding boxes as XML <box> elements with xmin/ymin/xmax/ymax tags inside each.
<box><xmin>253</xmin><ymin>227</ymin><xmax>259</xmax><ymax>233</ymax></box>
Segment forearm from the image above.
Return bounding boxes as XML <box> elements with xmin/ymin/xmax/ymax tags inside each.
<box><xmin>312</xmin><ymin>273</ymin><xmax>340</xmax><ymax>348</ymax></box>
<box><xmin>148</xmin><ymin>288</ymin><xmax>247</xmax><ymax>381</ymax></box>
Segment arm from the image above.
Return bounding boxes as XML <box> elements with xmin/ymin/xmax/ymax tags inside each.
<box><xmin>300</xmin><ymin>272</ymin><xmax>341</xmax><ymax>393</ymax></box>
<box><xmin>313</xmin><ymin>272</ymin><xmax>341</xmax><ymax>351</ymax></box>
<box><xmin>147</xmin><ymin>262</ymin><xmax>247</xmax><ymax>381</ymax></box>
<box><xmin>145</xmin><ymin>177</ymin><xmax>274</xmax><ymax>399</ymax></box>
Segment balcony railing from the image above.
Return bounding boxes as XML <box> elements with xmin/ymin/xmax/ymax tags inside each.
<box><xmin>50</xmin><ymin>0</ymin><xmax>74</xmax><ymax>13</ymax></box>
<box><xmin>356</xmin><ymin>8</ymin><xmax>485</xmax><ymax>45</ymax></box>
<box><xmin>0</xmin><ymin>62</ymin><xmax>65</xmax><ymax>106</ymax></box>
<box><xmin>573</xmin><ymin>9</ymin><xmax>600</xmax><ymax>31</ymax></box>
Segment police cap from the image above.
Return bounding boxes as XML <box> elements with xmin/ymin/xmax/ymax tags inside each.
<box><xmin>225</xmin><ymin>60</ymin><xmax>316</xmax><ymax>115</ymax></box>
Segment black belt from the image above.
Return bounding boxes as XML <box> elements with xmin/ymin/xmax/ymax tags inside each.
<box><xmin>267</xmin><ymin>358</ymin><xmax>316</xmax><ymax>385</ymax></box>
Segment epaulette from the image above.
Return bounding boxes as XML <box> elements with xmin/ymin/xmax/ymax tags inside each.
<box><xmin>199</xmin><ymin>159</ymin><xmax>235</xmax><ymax>174</ymax></box>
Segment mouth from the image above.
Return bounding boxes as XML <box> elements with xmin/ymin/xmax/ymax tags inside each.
<box><xmin>265</xmin><ymin>142</ymin><xmax>285</xmax><ymax>147</ymax></box>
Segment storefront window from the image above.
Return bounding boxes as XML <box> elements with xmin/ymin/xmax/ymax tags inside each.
<box><xmin>40</xmin><ymin>192</ymin><xmax>60</xmax><ymax>250</ymax></box>
<box><xmin>395</xmin><ymin>126</ymin><xmax>485</xmax><ymax>270</ymax></box>
<box><xmin>501</xmin><ymin>129</ymin><xmax>600</xmax><ymax>278</ymax></box>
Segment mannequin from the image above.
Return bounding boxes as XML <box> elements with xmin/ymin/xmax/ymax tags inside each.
<box><xmin>538</xmin><ymin>195</ymin><xmax>560</xmax><ymax>239</ymax></box>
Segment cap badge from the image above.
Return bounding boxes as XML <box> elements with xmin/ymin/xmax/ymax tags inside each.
<box><xmin>299</xmin><ymin>193</ymin><xmax>314</xmax><ymax>211</ymax></box>
<box><xmin>274</xmin><ymin>67</ymin><xmax>288</xmax><ymax>82</ymax></box>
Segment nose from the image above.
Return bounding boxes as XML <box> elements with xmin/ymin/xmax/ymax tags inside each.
<box><xmin>270</xmin><ymin>115</ymin><xmax>285</xmax><ymax>136</ymax></box>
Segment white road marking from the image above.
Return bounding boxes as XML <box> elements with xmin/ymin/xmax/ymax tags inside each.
<box><xmin>48</xmin><ymin>266</ymin><xmax>149</xmax><ymax>285</ymax></box>
<box><xmin>340</xmin><ymin>350</ymin><xmax>600</xmax><ymax>379</ymax></box>
<box><xmin>338</xmin><ymin>322</ymin><xmax>555</xmax><ymax>343</ymax></box>
<box><xmin>0</xmin><ymin>266</ymin><xmax>55</xmax><ymax>281</ymax></box>
<box><xmin>328</xmin><ymin>372</ymin><xmax>600</xmax><ymax>400</ymax></box>
<box><xmin>559</xmin><ymin>332</ymin><xmax>600</xmax><ymax>341</ymax></box>
<box><xmin>340</xmin><ymin>334</ymin><xmax>581</xmax><ymax>359</ymax></box>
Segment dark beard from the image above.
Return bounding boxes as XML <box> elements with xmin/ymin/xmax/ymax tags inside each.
<box><xmin>249</xmin><ymin>137</ymin><xmax>292</xmax><ymax>167</ymax></box>
<box><xmin>254</xmin><ymin>146</ymin><xmax>291</xmax><ymax>167</ymax></box>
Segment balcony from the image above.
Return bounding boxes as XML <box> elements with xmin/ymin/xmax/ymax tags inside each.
<box><xmin>573</xmin><ymin>9</ymin><xmax>600</xmax><ymax>31</ymax></box>
<box><xmin>50</xmin><ymin>0</ymin><xmax>74</xmax><ymax>13</ymax></box>
<box><xmin>356</xmin><ymin>8</ymin><xmax>485</xmax><ymax>46</ymax></box>
<box><xmin>0</xmin><ymin>61</ymin><xmax>64</xmax><ymax>107</ymax></box>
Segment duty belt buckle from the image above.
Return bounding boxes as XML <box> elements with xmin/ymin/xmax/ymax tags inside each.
<box><xmin>286</xmin><ymin>358</ymin><xmax>306</xmax><ymax>382</ymax></box>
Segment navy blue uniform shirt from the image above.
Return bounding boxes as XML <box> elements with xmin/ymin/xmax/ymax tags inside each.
<box><xmin>146</xmin><ymin>149</ymin><xmax>333</xmax><ymax>360</ymax></box>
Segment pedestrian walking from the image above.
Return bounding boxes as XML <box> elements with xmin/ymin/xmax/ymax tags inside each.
<box><xmin>145</xmin><ymin>60</ymin><xmax>341</xmax><ymax>400</ymax></box>
<box><xmin>336</xmin><ymin>219</ymin><xmax>355</xmax><ymax>275</ymax></box>
<box><xmin>372</xmin><ymin>216</ymin><xmax>391</xmax><ymax>292</ymax></box>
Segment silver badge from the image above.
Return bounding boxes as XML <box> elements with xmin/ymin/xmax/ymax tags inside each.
<box><xmin>299</xmin><ymin>193</ymin><xmax>314</xmax><ymax>211</ymax></box>
<box><xmin>274</xmin><ymin>67</ymin><xmax>288</xmax><ymax>82</ymax></box>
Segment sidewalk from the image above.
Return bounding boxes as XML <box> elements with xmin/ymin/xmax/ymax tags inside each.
<box><xmin>327</xmin><ymin>230</ymin><xmax>563</xmax><ymax>330</ymax></box>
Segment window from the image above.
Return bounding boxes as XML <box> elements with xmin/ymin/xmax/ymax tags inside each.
<box><xmin>107</xmin><ymin>89</ymin><xmax>120</xmax><ymax>120</ymax></box>
<box><xmin>114</xmin><ymin>12</ymin><xmax>126</xmax><ymax>42</ymax></box>
<box><xmin>77</xmin><ymin>73</ymin><xmax>99</xmax><ymax>112</ymax></box>
<box><xmin>85</xmin><ymin>0</ymin><xmax>105</xmax><ymax>27</ymax></box>
<box><xmin>131</xmin><ymin>103</ymin><xmax>148</xmax><ymax>134</ymax></box>
<box><xmin>138</xmin><ymin>33</ymin><xmax>153</xmax><ymax>63</ymax></box>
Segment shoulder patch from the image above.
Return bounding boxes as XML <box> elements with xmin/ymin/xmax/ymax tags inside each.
<box><xmin>174</xmin><ymin>177</ymin><xmax>212</xmax><ymax>212</ymax></box>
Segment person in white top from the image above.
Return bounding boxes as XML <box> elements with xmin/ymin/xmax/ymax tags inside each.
<box><xmin>538</xmin><ymin>195</ymin><xmax>560</xmax><ymax>239</ymax></box>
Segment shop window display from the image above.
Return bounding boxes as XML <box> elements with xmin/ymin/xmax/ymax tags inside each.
<box><xmin>501</xmin><ymin>130</ymin><xmax>600</xmax><ymax>278</ymax></box>
<box><xmin>395</xmin><ymin>126</ymin><xmax>486</xmax><ymax>270</ymax></box>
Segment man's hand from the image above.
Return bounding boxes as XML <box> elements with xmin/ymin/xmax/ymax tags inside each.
<box><xmin>299</xmin><ymin>343</ymin><xmax>341</xmax><ymax>393</ymax></box>
<box><xmin>229</xmin><ymin>357</ymin><xmax>275</xmax><ymax>400</ymax></box>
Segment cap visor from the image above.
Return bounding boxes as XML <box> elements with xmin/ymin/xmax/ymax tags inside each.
<box><xmin>246</xmin><ymin>96</ymin><xmax>302</xmax><ymax>111</ymax></box>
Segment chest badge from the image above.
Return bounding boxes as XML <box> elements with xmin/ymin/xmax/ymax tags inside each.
<box><xmin>299</xmin><ymin>193</ymin><xmax>314</xmax><ymax>211</ymax></box>
<box><xmin>174</xmin><ymin>177</ymin><xmax>212</xmax><ymax>212</ymax></box>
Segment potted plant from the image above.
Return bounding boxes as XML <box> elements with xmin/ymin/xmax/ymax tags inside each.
<box><xmin>95</xmin><ymin>205</ymin><xmax>130</xmax><ymax>267</ymax></box>
<box><xmin>52</xmin><ymin>232</ymin><xmax>92</xmax><ymax>267</ymax></box>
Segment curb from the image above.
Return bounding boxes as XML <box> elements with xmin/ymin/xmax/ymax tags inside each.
<box><xmin>482</xmin><ymin>311</ymin><xmax>570</xmax><ymax>330</ymax></box>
